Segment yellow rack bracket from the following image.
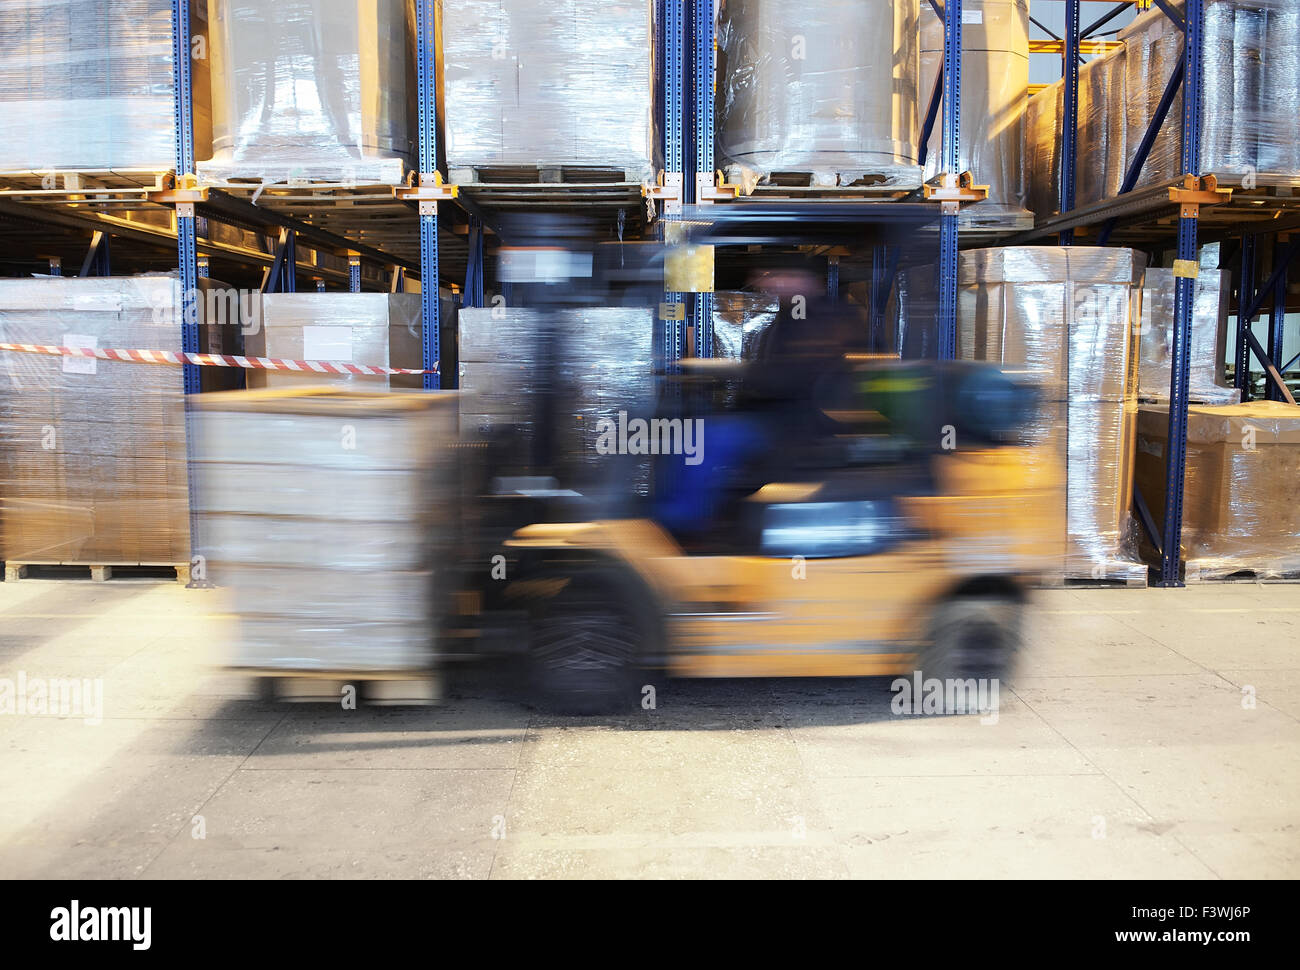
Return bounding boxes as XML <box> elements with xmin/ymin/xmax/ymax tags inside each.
<box><xmin>1168</xmin><ymin>174</ymin><xmax>1232</xmax><ymax>219</ymax></box>
<box><xmin>395</xmin><ymin>172</ymin><xmax>458</xmax><ymax>214</ymax></box>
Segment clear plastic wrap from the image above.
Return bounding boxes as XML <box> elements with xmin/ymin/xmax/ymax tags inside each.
<box><xmin>711</xmin><ymin>292</ymin><xmax>778</xmax><ymax>361</ymax></box>
<box><xmin>1134</xmin><ymin>401</ymin><xmax>1300</xmax><ymax>580</ymax></box>
<box><xmin>1079</xmin><ymin>46</ymin><xmax>1127</xmax><ymax>206</ymax></box>
<box><xmin>458</xmin><ymin>307</ymin><xmax>656</xmax><ymax>493</ymax></box>
<box><xmin>960</xmin><ymin>248</ymin><xmax>1145</xmax><ymax>580</ymax></box>
<box><xmin>919</xmin><ymin>0</ymin><xmax>1031</xmax><ymax>226</ymax></box>
<box><xmin>245</xmin><ymin>294</ymin><xmax>425</xmax><ymax>390</ymax></box>
<box><xmin>440</xmin><ymin>0</ymin><xmax>657</xmax><ymax>182</ymax></box>
<box><xmin>717</xmin><ymin>0</ymin><xmax>922</xmax><ymax>192</ymax></box>
<box><xmin>199</xmin><ymin>0</ymin><xmax>414</xmax><ymax>185</ymax></box>
<box><xmin>1137</xmin><ymin>268</ymin><xmax>1240</xmax><ymax>405</ymax></box>
<box><xmin>895</xmin><ymin>247</ymin><xmax>1147</xmax><ymax>581</ymax></box>
<box><xmin>0</xmin><ymin>0</ymin><xmax>210</xmax><ymax>171</ymax></box>
<box><xmin>1024</xmin><ymin>82</ymin><xmax>1062</xmax><ymax>217</ymax></box>
<box><xmin>1028</xmin><ymin>0</ymin><xmax>1300</xmax><ymax>212</ymax></box>
<box><xmin>1121</xmin><ymin>0</ymin><xmax>1300</xmax><ymax>185</ymax></box>
<box><xmin>709</xmin><ymin>292</ymin><xmax>777</xmax><ymax>407</ymax></box>
<box><xmin>0</xmin><ymin>276</ymin><xmax>189</xmax><ymax>565</ymax></box>
<box><xmin>191</xmin><ymin>388</ymin><xmax>457</xmax><ymax>671</ymax></box>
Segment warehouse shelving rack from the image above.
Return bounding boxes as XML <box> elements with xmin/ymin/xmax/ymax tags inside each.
<box><xmin>1015</xmin><ymin>0</ymin><xmax>1299</xmax><ymax>587</ymax></box>
<box><xmin>670</xmin><ymin>0</ymin><xmax>986</xmax><ymax>364</ymax></box>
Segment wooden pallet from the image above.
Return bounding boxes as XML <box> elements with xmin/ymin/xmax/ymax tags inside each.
<box><xmin>450</xmin><ymin>164</ymin><xmax>640</xmax><ymax>185</ymax></box>
<box><xmin>1184</xmin><ymin>565</ymin><xmax>1300</xmax><ymax>585</ymax></box>
<box><xmin>0</xmin><ymin>168</ymin><xmax>170</xmax><ymax>202</ymax></box>
<box><xmin>1038</xmin><ymin>563</ymin><xmax>1149</xmax><ymax>589</ymax></box>
<box><xmin>4</xmin><ymin>562</ymin><xmax>191</xmax><ymax>584</ymax></box>
<box><xmin>232</xmin><ymin>668</ymin><xmax>441</xmax><ymax>706</ymax></box>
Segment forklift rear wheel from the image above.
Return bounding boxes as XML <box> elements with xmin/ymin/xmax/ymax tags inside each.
<box><xmin>916</xmin><ymin>598</ymin><xmax>1022</xmax><ymax>703</ymax></box>
<box><xmin>530</xmin><ymin>580</ymin><xmax>641</xmax><ymax>715</ymax></box>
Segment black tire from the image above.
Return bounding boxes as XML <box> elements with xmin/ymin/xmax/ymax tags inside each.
<box><xmin>529</xmin><ymin>577</ymin><xmax>642</xmax><ymax>715</ymax></box>
<box><xmin>913</xmin><ymin>598</ymin><xmax>1022</xmax><ymax>712</ymax></box>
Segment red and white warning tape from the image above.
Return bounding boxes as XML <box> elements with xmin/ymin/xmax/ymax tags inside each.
<box><xmin>0</xmin><ymin>342</ymin><xmax>438</xmax><ymax>376</ymax></box>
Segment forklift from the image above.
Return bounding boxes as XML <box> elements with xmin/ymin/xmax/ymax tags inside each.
<box><xmin>445</xmin><ymin>209</ymin><xmax>1060</xmax><ymax>713</ymax></box>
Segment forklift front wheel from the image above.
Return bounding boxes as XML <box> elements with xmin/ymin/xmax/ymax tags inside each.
<box><xmin>529</xmin><ymin>579</ymin><xmax>642</xmax><ymax>715</ymax></box>
<box><xmin>915</xmin><ymin>597</ymin><xmax>1022</xmax><ymax>697</ymax></box>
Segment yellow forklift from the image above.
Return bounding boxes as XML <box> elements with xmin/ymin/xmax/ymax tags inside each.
<box><xmin>453</xmin><ymin>324</ymin><xmax>1061</xmax><ymax>713</ymax></box>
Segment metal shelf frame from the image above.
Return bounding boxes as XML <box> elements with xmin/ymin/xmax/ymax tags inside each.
<box><xmin>677</xmin><ymin>0</ymin><xmax>972</xmax><ymax>362</ymax></box>
<box><xmin>1031</xmin><ymin>0</ymin><xmax>1297</xmax><ymax>586</ymax></box>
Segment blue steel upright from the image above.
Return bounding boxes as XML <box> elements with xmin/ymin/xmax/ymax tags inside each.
<box><xmin>936</xmin><ymin>0</ymin><xmax>962</xmax><ymax>360</ymax></box>
<box><xmin>417</xmin><ymin>0</ymin><xmax>441</xmax><ymax>388</ymax></box>
<box><xmin>172</xmin><ymin>0</ymin><xmax>206</xmax><ymax>586</ymax></box>
<box><xmin>1058</xmin><ymin>0</ymin><xmax>1080</xmax><ymax>245</ymax></box>
<box><xmin>1158</xmin><ymin>0</ymin><xmax>1205</xmax><ymax>588</ymax></box>
<box><xmin>661</xmin><ymin>0</ymin><xmax>685</xmax><ymax>368</ymax></box>
<box><xmin>691</xmin><ymin>0</ymin><xmax>714</xmax><ymax>358</ymax></box>
<box><xmin>1235</xmin><ymin>233</ymin><xmax>1256</xmax><ymax>397</ymax></box>
<box><xmin>1268</xmin><ymin>241</ymin><xmax>1288</xmax><ymax>403</ymax></box>
<box><xmin>172</xmin><ymin>0</ymin><xmax>200</xmax><ymax>395</ymax></box>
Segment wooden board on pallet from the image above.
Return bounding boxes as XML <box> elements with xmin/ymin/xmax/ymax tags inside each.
<box><xmin>231</xmin><ymin>668</ymin><xmax>441</xmax><ymax>706</ymax></box>
<box><xmin>1184</xmin><ymin>564</ymin><xmax>1300</xmax><ymax>585</ymax></box>
<box><xmin>1038</xmin><ymin>562</ymin><xmax>1149</xmax><ymax>589</ymax></box>
<box><xmin>4</xmin><ymin>562</ymin><xmax>190</xmax><ymax>584</ymax></box>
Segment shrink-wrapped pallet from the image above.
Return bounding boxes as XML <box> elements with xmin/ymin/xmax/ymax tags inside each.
<box><xmin>191</xmin><ymin>388</ymin><xmax>456</xmax><ymax>672</ymax></box>
<box><xmin>0</xmin><ymin>276</ymin><xmax>189</xmax><ymax>566</ymax></box>
<box><xmin>895</xmin><ymin>247</ymin><xmax>1147</xmax><ymax>582</ymax></box>
<box><xmin>0</xmin><ymin>0</ymin><xmax>211</xmax><ymax>171</ymax></box>
<box><xmin>1134</xmin><ymin>401</ymin><xmax>1300</xmax><ymax>580</ymax></box>
<box><xmin>919</xmin><ymin>0</ymin><xmax>1031</xmax><ymax>227</ymax></box>
<box><xmin>1136</xmin><ymin>268</ymin><xmax>1240</xmax><ymax>406</ymax></box>
<box><xmin>243</xmin><ymin>294</ymin><xmax>425</xmax><ymax>390</ymax></box>
<box><xmin>440</xmin><ymin>0</ymin><xmax>656</xmax><ymax>183</ymax></box>
<box><xmin>717</xmin><ymin>0</ymin><xmax>922</xmax><ymax>192</ymax></box>
<box><xmin>199</xmin><ymin>0</ymin><xmax>415</xmax><ymax>185</ymax></box>
<box><xmin>458</xmin><ymin>307</ymin><xmax>656</xmax><ymax>493</ymax></box>
<box><xmin>1026</xmin><ymin>0</ymin><xmax>1300</xmax><ymax>214</ymax></box>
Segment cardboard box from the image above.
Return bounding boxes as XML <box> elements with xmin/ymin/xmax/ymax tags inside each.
<box><xmin>1134</xmin><ymin>401</ymin><xmax>1300</xmax><ymax>579</ymax></box>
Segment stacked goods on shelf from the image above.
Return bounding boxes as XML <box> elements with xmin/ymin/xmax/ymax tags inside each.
<box><xmin>712</xmin><ymin>292</ymin><xmax>778</xmax><ymax>361</ymax></box>
<box><xmin>919</xmin><ymin>0</ymin><xmax>1032</xmax><ymax>228</ymax></box>
<box><xmin>243</xmin><ymin>294</ymin><xmax>425</xmax><ymax>390</ymax></box>
<box><xmin>1078</xmin><ymin>45</ymin><xmax>1127</xmax><ymax>207</ymax></box>
<box><xmin>1137</xmin><ymin>267</ymin><xmax>1240</xmax><ymax>405</ymax></box>
<box><xmin>711</xmin><ymin>292</ymin><xmax>778</xmax><ymax>407</ymax></box>
<box><xmin>191</xmin><ymin>388</ymin><xmax>456</xmax><ymax>676</ymax></box>
<box><xmin>458</xmin><ymin>308</ymin><xmax>656</xmax><ymax>494</ymax></box>
<box><xmin>1023</xmin><ymin>78</ymin><xmax>1062</xmax><ymax>218</ymax></box>
<box><xmin>895</xmin><ymin>247</ymin><xmax>1146</xmax><ymax>582</ymax></box>
<box><xmin>0</xmin><ymin>0</ymin><xmax>211</xmax><ymax>171</ymax></box>
<box><xmin>440</xmin><ymin>0</ymin><xmax>656</xmax><ymax>183</ymax></box>
<box><xmin>200</xmin><ymin>0</ymin><xmax>415</xmax><ymax>184</ymax></box>
<box><xmin>716</xmin><ymin>0</ymin><xmax>922</xmax><ymax>192</ymax></box>
<box><xmin>961</xmin><ymin>248</ymin><xmax>1146</xmax><ymax>582</ymax></box>
<box><xmin>1025</xmin><ymin>0</ymin><xmax>1300</xmax><ymax>214</ymax></box>
<box><xmin>1134</xmin><ymin>401</ymin><xmax>1300</xmax><ymax>581</ymax></box>
<box><xmin>0</xmin><ymin>276</ymin><xmax>188</xmax><ymax>567</ymax></box>
<box><xmin>1121</xmin><ymin>0</ymin><xmax>1300</xmax><ymax>189</ymax></box>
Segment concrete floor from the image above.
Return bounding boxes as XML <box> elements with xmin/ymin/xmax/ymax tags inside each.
<box><xmin>1</xmin><ymin>579</ymin><xmax>1297</xmax><ymax>879</ymax></box>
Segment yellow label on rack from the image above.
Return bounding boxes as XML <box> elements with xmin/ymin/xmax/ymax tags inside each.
<box><xmin>659</xmin><ymin>302</ymin><xmax>685</xmax><ymax>321</ymax></box>
<box><xmin>1172</xmin><ymin>259</ymin><xmax>1200</xmax><ymax>279</ymax></box>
